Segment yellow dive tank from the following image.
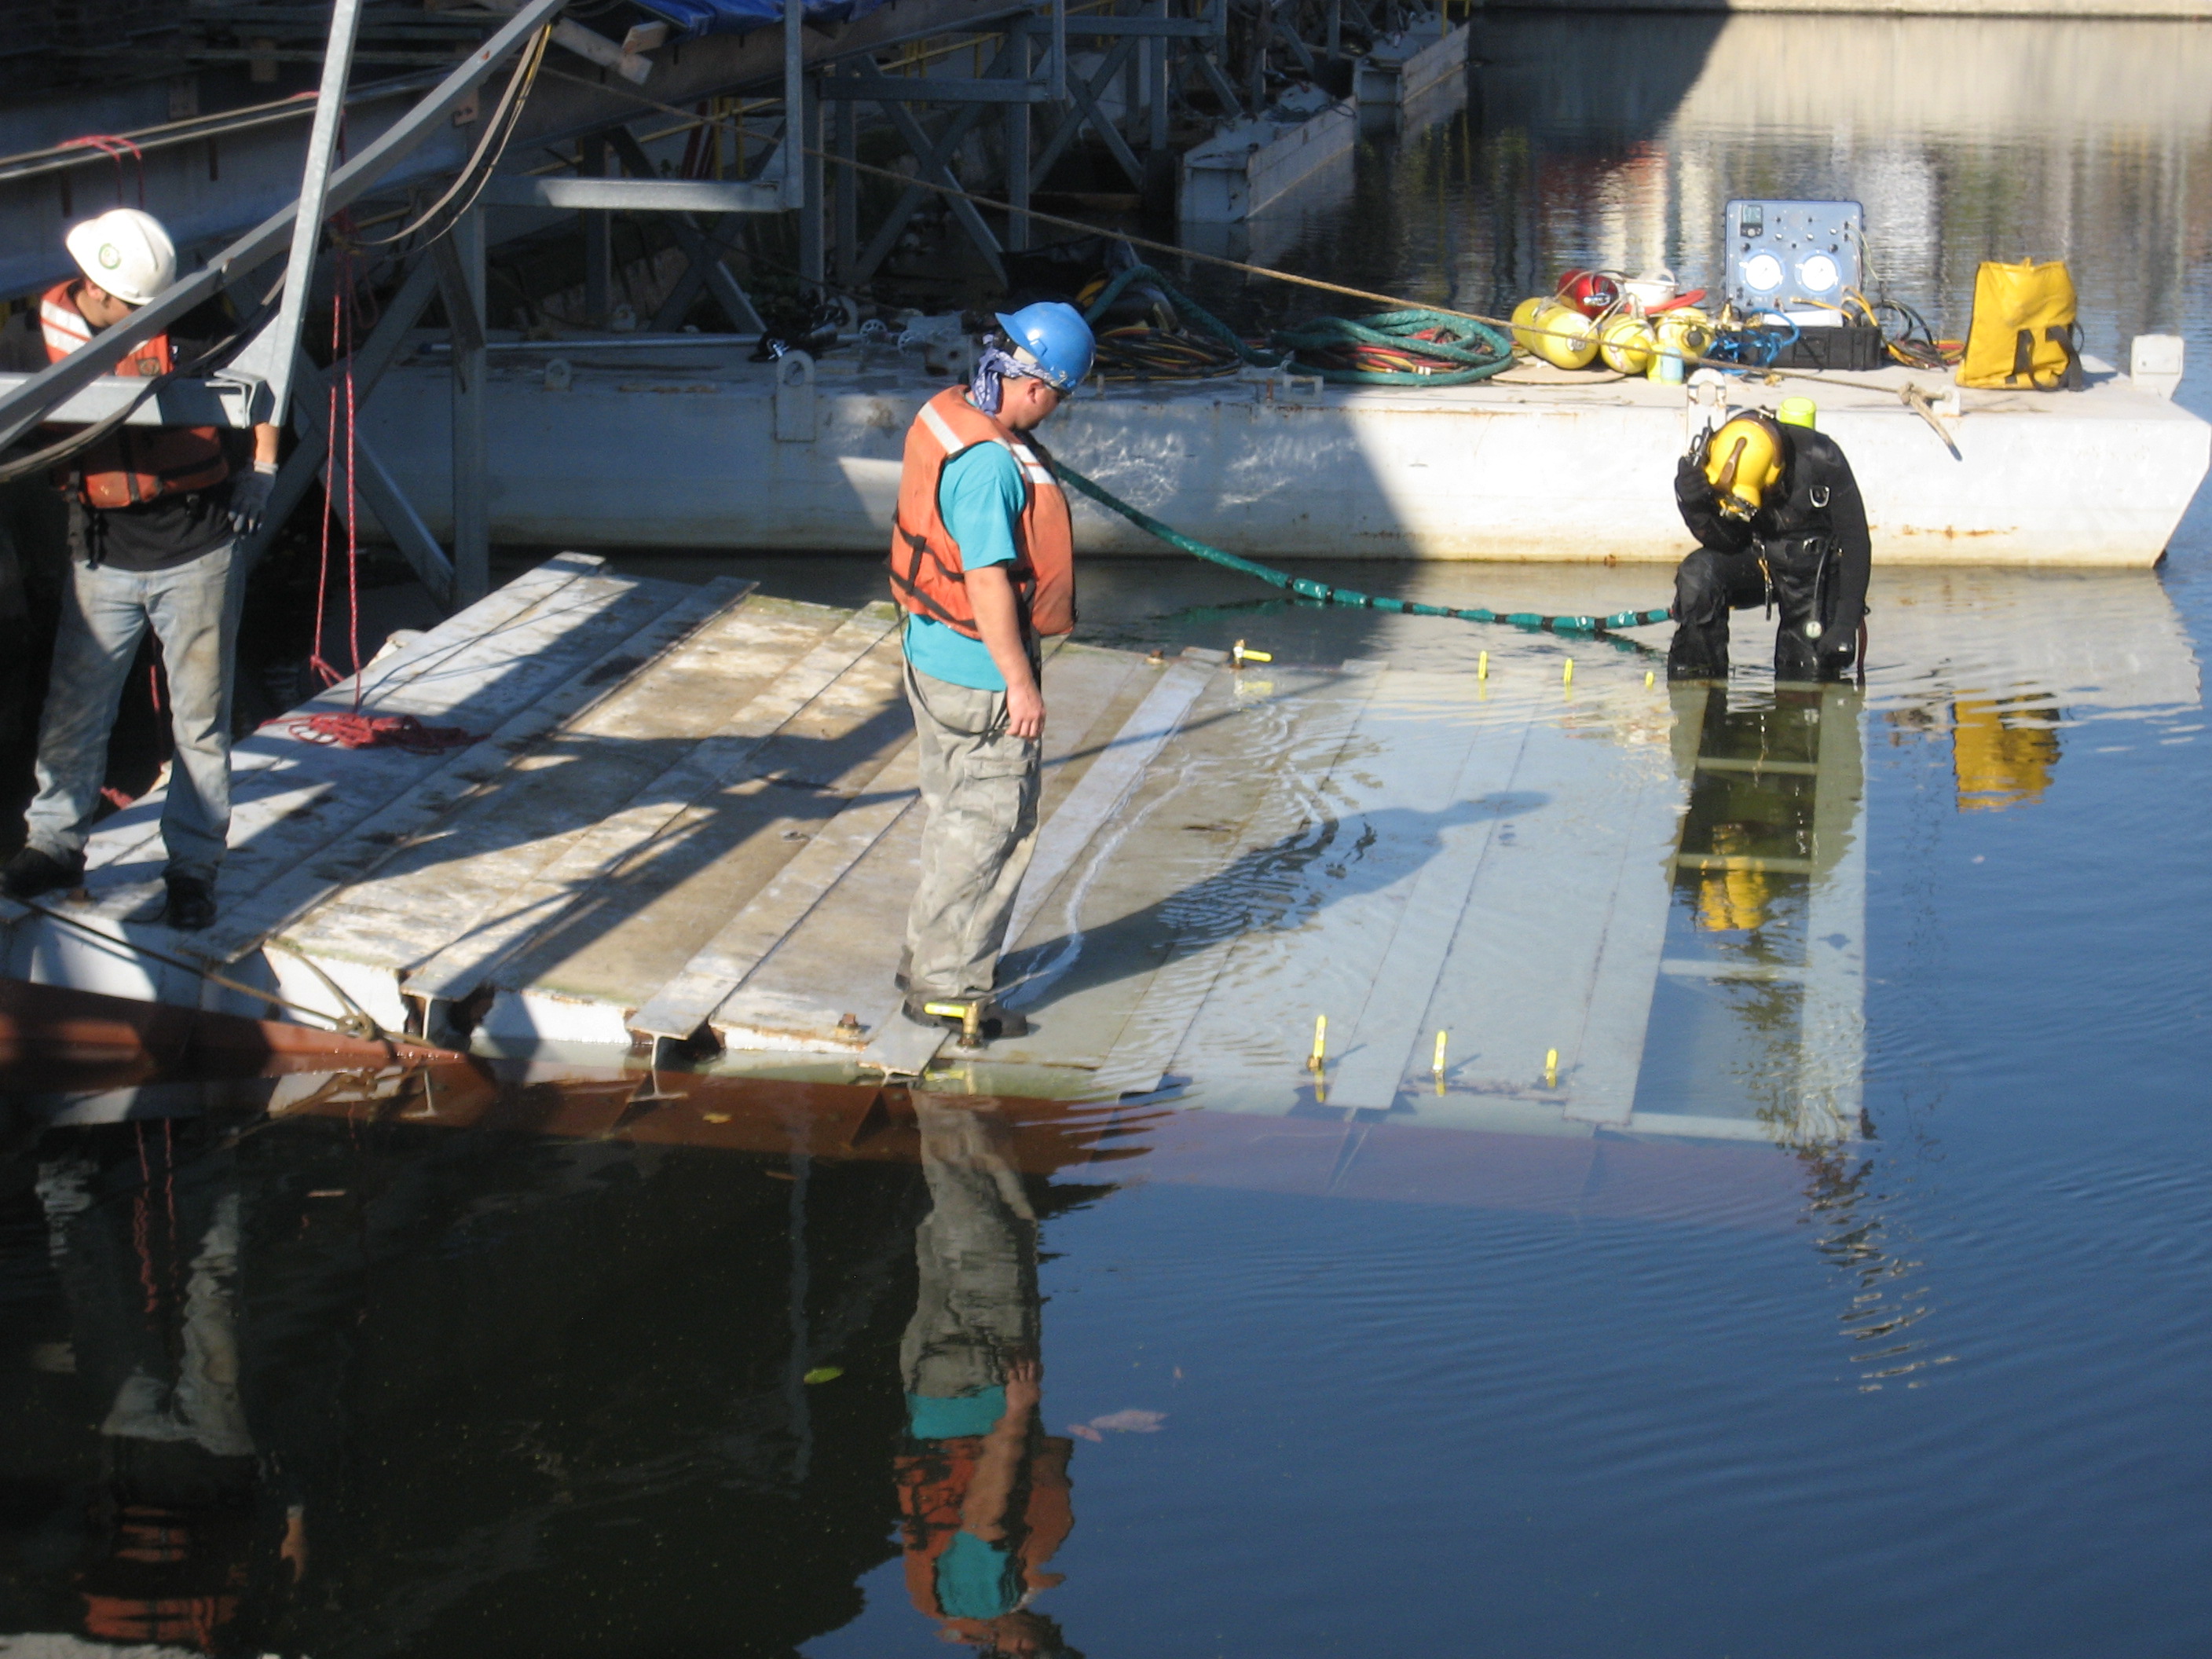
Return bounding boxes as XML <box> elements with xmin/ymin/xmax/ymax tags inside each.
<box><xmin>1702</xmin><ymin>412</ymin><xmax>1786</xmax><ymax>521</ymax></box>
<box><xmin>1526</xmin><ymin>300</ymin><xmax>1599</xmax><ymax>369</ymax></box>
<box><xmin>1511</xmin><ymin>295</ymin><xmax>1548</xmax><ymax>353</ymax></box>
<box><xmin>1598</xmin><ymin>313</ymin><xmax>1655</xmax><ymax>374</ymax></box>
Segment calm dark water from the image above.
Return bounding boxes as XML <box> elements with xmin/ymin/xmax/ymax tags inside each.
<box><xmin>7</xmin><ymin>14</ymin><xmax>2212</xmax><ymax>1655</ymax></box>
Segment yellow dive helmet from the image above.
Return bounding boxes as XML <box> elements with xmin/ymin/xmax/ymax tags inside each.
<box><xmin>1702</xmin><ymin>412</ymin><xmax>1788</xmax><ymax>522</ymax></box>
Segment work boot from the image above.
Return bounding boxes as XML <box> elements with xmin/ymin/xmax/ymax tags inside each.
<box><xmin>903</xmin><ymin>992</ymin><xmax>1030</xmax><ymax>1044</ymax></box>
<box><xmin>2</xmin><ymin>845</ymin><xmax>83</xmax><ymax>901</ymax></box>
<box><xmin>163</xmin><ymin>873</ymin><xmax>216</xmax><ymax>932</ymax></box>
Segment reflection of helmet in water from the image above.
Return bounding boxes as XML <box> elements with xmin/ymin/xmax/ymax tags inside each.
<box><xmin>1702</xmin><ymin>412</ymin><xmax>1788</xmax><ymax>522</ymax></box>
<box><xmin>65</xmin><ymin>208</ymin><xmax>178</xmax><ymax>306</ymax></box>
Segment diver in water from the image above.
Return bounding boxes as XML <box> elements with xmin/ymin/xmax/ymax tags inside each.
<box><xmin>1669</xmin><ymin>397</ymin><xmax>1871</xmax><ymax>683</ymax></box>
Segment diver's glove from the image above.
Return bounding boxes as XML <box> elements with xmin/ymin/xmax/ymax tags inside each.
<box><xmin>1674</xmin><ymin>452</ymin><xmax>1716</xmax><ymax>513</ymax></box>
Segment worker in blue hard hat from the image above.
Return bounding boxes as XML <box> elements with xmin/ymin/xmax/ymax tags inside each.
<box><xmin>1669</xmin><ymin>395</ymin><xmax>1871</xmax><ymax>683</ymax></box>
<box><xmin>888</xmin><ymin>301</ymin><xmax>1096</xmax><ymax>1042</ymax></box>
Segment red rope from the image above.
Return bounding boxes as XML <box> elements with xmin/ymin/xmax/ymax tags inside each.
<box><xmin>59</xmin><ymin>134</ymin><xmax>145</xmax><ymax>206</ymax></box>
<box><xmin>284</xmin><ymin>711</ymin><xmax>481</xmax><ymax>753</ymax></box>
<box><xmin>288</xmin><ymin>237</ymin><xmax>477</xmax><ymax>758</ymax></box>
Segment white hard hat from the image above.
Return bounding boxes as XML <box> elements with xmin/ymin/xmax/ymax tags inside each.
<box><xmin>64</xmin><ymin>208</ymin><xmax>177</xmax><ymax>306</ymax></box>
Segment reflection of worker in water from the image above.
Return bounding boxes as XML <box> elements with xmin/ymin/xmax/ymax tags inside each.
<box><xmin>34</xmin><ymin>1130</ymin><xmax>287</xmax><ymax>1651</ymax></box>
<box><xmin>1670</xmin><ymin>397</ymin><xmax>1871</xmax><ymax>683</ymax></box>
<box><xmin>895</xmin><ymin>1096</ymin><xmax>1078</xmax><ymax>1656</ymax></box>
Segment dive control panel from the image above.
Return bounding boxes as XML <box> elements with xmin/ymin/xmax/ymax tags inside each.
<box><xmin>1723</xmin><ymin>200</ymin><xmax>1864</xmax><ymax>322</ymax></box>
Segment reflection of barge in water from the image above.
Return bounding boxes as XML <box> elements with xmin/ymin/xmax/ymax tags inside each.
<box><xmin>356</xmin><ymin>339</ymin><xmax>2209</xmax><ymax>566</ymax></box>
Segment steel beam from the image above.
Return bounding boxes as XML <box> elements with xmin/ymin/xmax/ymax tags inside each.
<box><xmin>449</xmin><ymin>205</ymin><xmax>489</xmax><ymax>606</ymax></box>
<box><xmin>243</xmin><ymin>0</ymin><xmax>366</xmax><ymax>427</ymax></box>
<box><xmin>242</xmin><ymin>255</ymin><xmax>441</xmax><ymax>571</ymax></box>
<box><xmin>476</xmin><ymin>174</ymin><xmax>786</xmax><ymax>212</ymax></box>
<box><xmin>601</xmin><ymin>127</ymin><xmax>767</xmax><ymax>332</ymax></box>
<box><xmin>0</xmin><ymin>0</ymin><xmax>567</xmax><ymax>452</ymax></box>
<box><xmin>0</xmin><ymin>0</ymin><xmax>1042</xmax><ymax>304</ymax></box>
<box><xmin>818</xmin><ymin>77</ymin><xmax>1050</xmax><ymax>104</ymax></box>
<box><xmin>0</xmin><ymin>373</ymin><xmax>262</xmax><ymax>428</ymax></box>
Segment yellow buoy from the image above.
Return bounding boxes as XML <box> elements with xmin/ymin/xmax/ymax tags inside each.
<box><xmin>1510</xmin><ymin>295</ymin><xmax>1549</xmax><ymax>354</ymax></box>
<box><xmin>1528</xmin><ymin>300</ymin><xmax>1600</xmax><ymax>371</ymax></box>
<box><xmin>1654</xmin><ymin>307</ymin><xmax>1714</xmax><ymax>373</ymax></box>
<box><xmin>1598</xmin><ymin>312</ymin><xmax>1655</xmax><ymax>375</ymax></box>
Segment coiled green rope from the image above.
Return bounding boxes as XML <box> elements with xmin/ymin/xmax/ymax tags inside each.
<box><xmin>1052</xmin><ymin>460</ymin><xmax>1674</xmax><ymax>639</ymax></box>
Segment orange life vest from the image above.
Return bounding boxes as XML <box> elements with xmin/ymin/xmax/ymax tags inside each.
<box><xmin>42</xmin><ymin>280</ymin><xmax>230</xmax><ymax>510</ymax></box>
<box><xmin>888</xmin><ymin>385</ymin><xmax>1075</xmax><ymax>640</ymax></box>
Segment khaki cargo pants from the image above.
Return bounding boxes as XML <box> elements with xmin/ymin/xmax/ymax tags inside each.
<box><xmin>903</xmin><ymin>658</ymin><xmax>1043</xmax><ymax>1000</ymax></box>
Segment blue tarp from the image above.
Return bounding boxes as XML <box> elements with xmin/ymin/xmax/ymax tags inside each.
<box><xmin>632</xmin><ymin>0</ymin><xmax>889</xmax><ymax>40</ymax></box>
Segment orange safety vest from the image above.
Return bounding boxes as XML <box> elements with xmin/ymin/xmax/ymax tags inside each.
<box><xmin>888</xmin><ymin>385</ymin><xmax>1075</xmax><ymax>640</ymax></box>
<box><xmin>42</xmin><ymin>280</ymin><xmax>230</xmax><ymax>510</ymax></box>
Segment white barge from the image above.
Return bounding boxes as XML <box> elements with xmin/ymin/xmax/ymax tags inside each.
<box><xmin>353</xmin><ymin>335</ymin><xmax>2208</xmax><ymax>567</ymax></box>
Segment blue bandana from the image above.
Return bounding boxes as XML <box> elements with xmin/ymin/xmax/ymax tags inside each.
<box><xmin>969</xmin><ymin>341</ymin><xmax>1033</xmax><ymax>416</ymax></box>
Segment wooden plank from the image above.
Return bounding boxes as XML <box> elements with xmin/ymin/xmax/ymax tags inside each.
<box><xmin>1085</xmin><ymin>663</ymin><xmax>1386</xmax><ymax>1098</ymax></box>
<box><xmin>1555</xmin><ymin>753</ymin><xmax>1686</xmax><ymax>1127</ymax></box>
<box><xmin>497</xmin><ymin>625</ymin><xmax>918</xmax><ymax>1009</ymax></box>
<box><xmin>401</xmin><ymin>605</ymin><xmax>901</xmax><ymax>1004</ymax></box>
<box><xmin>1320</xmin><ymin>697</ymin><xmax>1542</xmax><ymax>1111</ymax></box>
<box><xmin>1133</xmin><ymin>666</ymin><xmax>1510</xmax><ymax>1110</ymax></box>
<box><xmin>1404</xmin><ymin>712</ymin><xmax>1686</xmax><ymax>1128</ymax></box>
<box><xmin>707</xmin><ymin>644</ymin><xmax>1147</xmax><ymax>1064</ymax></box>
<box><xmin>628</xmin><ymin>737</ymin><xmax>921</xmax><ymax>1042</ymax></box>
<box><xmin>202</xmin><ymin>579</ymin><xmax>751</xmax><ymax>963</ymax></box>
<box><xmin>281</xmin><ymin>594</ymin><xmax>853</xmax><ymax>981</ymax></box>
<box><xmin>80</xmin><ymin>551</ymin><xmax>612</xmax><ymax>895</ymax></box>
<box><xmin>1796</xmin><ymin>685</ymin><xmax>1866</xmax><ymax>1140</ymax></box>
<box><xmin>987</xmin><ymin>664</ymin><xmax>1367</xmax><ymax>1075</ymax></box>
<box><xmin>998</xmin><ymin>654</ymin><xmax>1216</xmax><ymax>950</ymax></box>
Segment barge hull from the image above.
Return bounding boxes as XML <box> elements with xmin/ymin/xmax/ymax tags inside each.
<box><xmin>357</xmin><ymin>350</ymin><xmax>2210</xmax><ymax>567</ymax></box>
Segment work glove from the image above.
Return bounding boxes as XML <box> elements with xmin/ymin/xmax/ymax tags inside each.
<box><xmin>225</xmin><ymin>461</ymin><xmax>277</xmax><ymax>537</ymax></box>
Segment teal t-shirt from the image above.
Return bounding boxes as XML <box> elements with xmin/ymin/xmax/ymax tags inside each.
<box><xmin>903</xmin><ymin>436</ymin><xmax>1025</xmax><ymax>691</ymax></box>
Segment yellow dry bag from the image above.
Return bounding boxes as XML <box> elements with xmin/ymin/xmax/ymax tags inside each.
<box><xmin>1957</xmin><ymin>258</ymin><xmax>2082</xmax><ymax>391</ymax></box>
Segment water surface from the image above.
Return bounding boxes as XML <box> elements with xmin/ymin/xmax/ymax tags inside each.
<box><xmin>7</xmin><ymin>15</ymin><xmax>2212</xmax><ymax>1655</ymax></box>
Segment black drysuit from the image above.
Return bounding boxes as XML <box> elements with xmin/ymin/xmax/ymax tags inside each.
<box><xmin>1668</xmin><ymin>425</ymin><xmax>1871</xmax><ymax>683</ymax></box>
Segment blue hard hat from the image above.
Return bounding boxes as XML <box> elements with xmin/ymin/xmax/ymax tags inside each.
<box><xmin>993</xmin><ymin>301</ymin><xmax>1095</xmax><ymax>393</ymax></box>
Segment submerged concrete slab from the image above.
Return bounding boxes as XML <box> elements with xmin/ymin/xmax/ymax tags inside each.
<box><xmin>0</xmin><ymin>558</ymin><xmax>1908</xmax><ymax>1149</ymax></box>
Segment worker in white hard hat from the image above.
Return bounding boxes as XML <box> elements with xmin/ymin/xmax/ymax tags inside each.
<box><xmin>0</xmin><ymin>207</ymin><xmax>281</xmax><ymax>930</ymax></box>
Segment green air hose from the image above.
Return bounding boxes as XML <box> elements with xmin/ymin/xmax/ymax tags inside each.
<box><xmin>1269</xmin><ymin>310</ymin><xmax>1514</xmax><ymax>386</ymax></box>
<box><xmin>1052</xmin><ymin>460</ymin><xmax>1675</xmax><ymax>639</ymax></box>
<box><xmin>1067</xmin><ymin>266</ymin><xmax>1664</xmax><ymax>636</ymax></box>
<box><xmin>1080</xmin><ymin>266</ymin><xmax>1514</xmax><ymax>386</ymax></box>
<box><xmin>1082</xmin><ymin>263</ymin><xmax>1283</xmax><ymax>368</ymax></box>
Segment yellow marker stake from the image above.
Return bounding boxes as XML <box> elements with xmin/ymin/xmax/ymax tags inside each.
<box><xmin>1646</xmin><ymin>670</ymin><xmax>1655</xmax><ymax>687</ymax></box>
<box><xmin>1478</xmin><ymin>650</ymin><xmax>1489</xmax><ymax>679</ymax></box>
<box><xmin>1563</xmin><ymin>658</ymin><xmax>1575</xmax><ymax>686</ymax></box>
<box><xmin>1309</xmin><ymin>1014</ymin><xmax>1328</xmax><ymax>1072</ymax></box>
<box><xmin>1432</xmin><ymin>1030</ymin><xmax>1448</xmax><ymax>1094</ymax></box>
<box><xmin>1544</xmin><ymin>1047</ymin><xmax>1559</xmax><ymax>1087</ymax></box>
